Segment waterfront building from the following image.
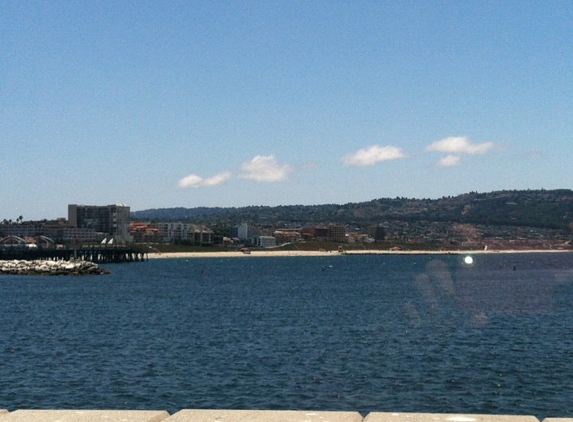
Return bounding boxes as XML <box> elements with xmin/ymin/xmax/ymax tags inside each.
<box><xmin>68</xmin><ymin>204</ymin><xmax>132</xmax><ymax>242</ymax></box>
<box><xmin>52</xmin><ymin>226</ymin><xmax>104</xmax><ymax>243</ymax></box>
<box><xmin>148</xmin><ymin>222</ymin><xmax>213</xmax><ymax>244</ymax></box>
<box><xmin>313</xmin><ymin>227</ymin><xmax>329</xmax><ymax>241</ymax></box>
<box><xmin>256</xmin><ymin>236</ymin><xmax>277</xmax><ymax>248</ymax></box>
<box><xmin>367</xmin><ymin>224</ymin><xmax>386</xmax><ymax>241</ymax></box>
<box><xmin>129</xmin><ymin>222</ymin><xmax>162</xmax><ymax>243</ymax></box>
<box><xmin>0</xmin><ymin>219</ymin><xmax>102</xmax><ymax>244</ymax></box>
<box><xmin>273</xmin><ymin>229</ymin><xmax>302</xmax><ymax>244</ymax></box>
<box><xmin>236</xmin><ymin>223</ymin><xmax>261</xmax><ymax>243</ymax></box>
<box><xmin>327</xmin><ymin>223</ymin><xmax>346</xmax><ymax>243</ymax></box>
<box><xmin>0</xmin><ymin>223</ymin><xmax>42</xmax><ymax>237</ymax></box>
<box><xmin>191</xmin><ymin>226</ymin><xmax>214</xmax><ymax>245</ymax></box>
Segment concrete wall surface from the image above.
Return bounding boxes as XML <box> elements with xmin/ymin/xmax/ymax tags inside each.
<box><xmin>164</xmin><ymin>410</ymin><xmax>364</xmax><ymax>422</ymax></box>
<box><xmin>364</xmin><ymin>414</ymin><xmax>541</xmax><ymax>422</ymax></box>
<box><xmin>0</xmin><ymin>409</ymin><xmax>170</xmax><ymax>422</ymax></box>
<box><xmin>0</xmin><ymin>410</ymin><xmax>571</xmax><ymax>422</ymax></box>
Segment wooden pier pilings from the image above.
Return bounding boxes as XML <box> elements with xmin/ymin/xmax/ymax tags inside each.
<box><xmin>0</xmin><ymin>246</ymin><xmax>147</xmax><ymax>263</ymax></box>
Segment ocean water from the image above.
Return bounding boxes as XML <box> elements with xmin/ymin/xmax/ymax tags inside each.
<box><xmin>1</xmin><ymin>253</ymin><xmax>572</xmax><ymax>418</ymax></box>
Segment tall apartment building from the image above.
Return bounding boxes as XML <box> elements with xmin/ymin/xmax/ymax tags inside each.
<box><xmin>327</xmin><ymin>223</ymin><xmax>346</xmax><ymax>243</ymax></box>
<box><xmin>235</xmin><ymin>223</ymin><xmax>261</xmax><ymax>243</ymax></box>
<box><xmin>68</xmin><ymin>204</ymin><xmax>131</xmax><ymax>241</ymax></box>
<box><xmin>367</xmin><ymin>224</ymin><xmax>386</xmax><ymax>241</ymax></box>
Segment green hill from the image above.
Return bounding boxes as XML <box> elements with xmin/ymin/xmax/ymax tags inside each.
<box><xmin>132</xmin><ymin>189</ymin><xmax>573</xmax><ymax>231</ymax></box>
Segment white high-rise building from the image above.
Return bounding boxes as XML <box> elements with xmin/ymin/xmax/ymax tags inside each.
<box><xmin>236</xmin><ymin>223</ymin><xmax>260</xmax><ymax>241</ymax></box>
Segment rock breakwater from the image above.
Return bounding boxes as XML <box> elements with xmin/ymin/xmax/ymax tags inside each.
<box><xmin>0</xmin><ymin>259</ymin><xmax>110</xmax><ymax>275</ymax></box>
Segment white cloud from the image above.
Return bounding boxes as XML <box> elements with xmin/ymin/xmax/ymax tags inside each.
<box><xmin>178</xmin><ymin>171</ymin><xmax>232</xmax><ymax>188</ymax></box>
<box><xmin>203</xmin><ymin>171</ymin><xmax>232</xmax><ymax>186</ymax></box>
<box><xmin>341</xmin><ymin>145</ymin><xmax>407</xmax><ymax>166</ymax></box>
<box><xmin>426</xmin><ymin>136</ymin><xmax>494</xmax><ymax>155</ymax></box>
<box><xmin>426</xmin><ymin>136</ymin><xmax>495</xmax><ymax>167</ymax></box>
<box><xmin>178</xmin><ymin>174</ymin><xmax>203</xmax><ymax>188</ymax></box>
<box><xmin>437</xmin><ymin>154</ymin><xmax>462</xmax><ymax>167</ymax></box>
<box><xmin>239</xmin><ymin>155</ymin><xmax>293</xmax><ymax>182</ymax></box>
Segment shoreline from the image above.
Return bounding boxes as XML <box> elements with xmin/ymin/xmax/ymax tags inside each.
<box><xmin>147</xmin><ymin>249</ymin><xmax>572</xmax><ymax>259</ymax></box>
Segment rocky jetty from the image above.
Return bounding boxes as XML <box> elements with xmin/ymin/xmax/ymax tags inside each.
<box><xmin>0</xmin><ymin>259</ymin><xmax>110</xmax><ymax>276</ymax></box>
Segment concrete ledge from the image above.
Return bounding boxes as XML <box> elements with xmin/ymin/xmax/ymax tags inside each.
<box><xmin>543</xmin><ymin>420</ymin><xmax>573</xmax><ymax>422</ymax></box>
<box><xmin>164</xmin><ymin>410</ymin><xmax>364</xmax><ymax>422</ymax></box>
<box><xmin>0</xmin><ymin>409</ymin><xmax>170</xmax><ymax>422</ymax></box>
<box><xmin>1</xmin><ymin>410</ymin><xmax>570</xmax><ymax>422</ymax></box>
<box><xmin>364</xmin><ymin>413</ymin><xmax>540</xmax><ymax>422</ymax></box>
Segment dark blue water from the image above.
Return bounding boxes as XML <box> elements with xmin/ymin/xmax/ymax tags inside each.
<box><xmin>1</xmin><ymin>253</ymin><xmax>573</xmax><ymax>418</ymax></box>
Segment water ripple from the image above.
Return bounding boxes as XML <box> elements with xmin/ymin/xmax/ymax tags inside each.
<box><xmin>1</xmin><ymin>254</ymin><xmax>572</xmax><ymax>418</ymax></box>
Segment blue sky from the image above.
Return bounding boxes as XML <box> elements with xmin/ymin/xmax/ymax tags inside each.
<box><xmin>1</xmin><ymin>1</ymin><xmax>572</xmax><ymax>220</ymax></box>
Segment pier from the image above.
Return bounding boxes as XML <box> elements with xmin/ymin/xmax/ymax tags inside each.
<box><xmin>0</xmin><ymin>246</ymin><xmax>147</xmax><ymax>263</ymax></box>
<box><xmin>0</xmin><ymin>409</ymin><xmax>569</xmax><ymax>422</ymax></box>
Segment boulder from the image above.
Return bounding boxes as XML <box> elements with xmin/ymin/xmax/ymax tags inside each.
<box><xmin>0</xmin><ymin>259</ymin><xmax>110</xmax><ymax>276</ymax></box>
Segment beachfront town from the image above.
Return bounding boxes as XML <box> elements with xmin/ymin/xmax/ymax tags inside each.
<box><xmin>0</xmin><ymin>204</ymin><xmax>351</xmax><ymax>250</ymax></box>
<box><xmin>1</xmin><ymin>200</ymin><xmax>573</xmax><ymax>252</ymax></box>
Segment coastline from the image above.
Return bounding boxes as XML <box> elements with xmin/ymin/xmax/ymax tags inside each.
<box><xmin>147</xmin><ymin>249</ymin><xmax>572</xmax><ymax>259</ymax></box>
<box><xmin>147</xmin><ymin>250</ymin><xmax>334</xmax><ymax>259</ymax></box>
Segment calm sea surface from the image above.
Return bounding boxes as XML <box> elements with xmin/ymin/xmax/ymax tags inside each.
<box><xmin>1</xmin><ymin>253</ymin><xmax>573</xmax><ymax>418</ymax></box>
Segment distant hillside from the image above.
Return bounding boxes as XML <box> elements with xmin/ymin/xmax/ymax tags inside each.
<box><xmin>131</xmin><ymin>189</ymin><xmax>573</xmax><ymax>231</ymax></box>
<box><xmin>132</xmin><ymin>207</ymin><xmax>228</xmax><ymax>221</ymax></box>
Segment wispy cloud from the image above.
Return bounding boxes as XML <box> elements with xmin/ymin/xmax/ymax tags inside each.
<box><xmin>239</xmin><ymin>155</ymin><xmax>293</xmax><ymax>182</ymax></box>
<box><xmin>426</xmin><ymin>136</ymin><xmax>494</xmax><ymax>167</ymax></box>
<box><xmin>426</xmin><ymin>136</ymin><xmax>494</xmax><ymax>154</ymax></box>
<box><xmin>178</xmin><ymin>155</ymin><xmax>293</xmax><ymax>188</ymax></box>
<box><xmin>437</xmin><ymin>154</ymin><xmax>462</xmax><ymax>167</ymax></box>
<box><xmin>178</xmin><ymin>171</ymin><xmax>232</xmax><ymax>188</ymax></box>
<box><xmin>341</xmin><ymin>145</ymin><xmax>407</xmax><ymax>166</ymax></box>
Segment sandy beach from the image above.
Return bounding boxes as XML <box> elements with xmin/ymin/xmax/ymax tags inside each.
<box><xmin>147</xmin><ymin>250</ymin><xmax>336</xmax><ymax>259</ymax></box>
<box><xmin>146</xmin><ymin>248</ymin><xmax>571</xmax><ymax>259</ymax></box>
